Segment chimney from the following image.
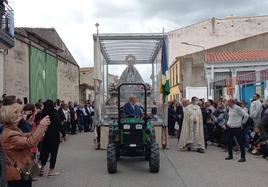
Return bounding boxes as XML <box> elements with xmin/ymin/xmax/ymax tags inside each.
<box><xmin>211</xmin><ymin>17</ymin><xmax>216</xmax><ymax>34</ymax></box>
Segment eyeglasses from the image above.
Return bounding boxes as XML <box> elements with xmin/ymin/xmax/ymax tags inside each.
<box><xmin>22</xmin><ymin>111</ymin><xmax>33</xmax><ymax>116</ymax></box>
<box><xmin>19</xmin><ymin>111</ymin><xmax>33</xmax><ymax>118</ymax></box>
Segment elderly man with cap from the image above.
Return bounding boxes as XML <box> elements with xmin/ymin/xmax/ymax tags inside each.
<box><xmin>123</xmin><ymin>96</ymin><xmax>142</xmax><ymax>118</ymax></box>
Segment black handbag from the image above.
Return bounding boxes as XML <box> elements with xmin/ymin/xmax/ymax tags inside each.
<box><xmin>19</xmin><ymin>161</ymin><xmax>41</xmax><ymax>181</ymax></box>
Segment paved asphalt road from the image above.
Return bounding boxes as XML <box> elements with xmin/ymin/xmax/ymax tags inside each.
<box><xmin>34</xmin><ymin>133</ymin><xmax>268</xmax><ymax>187</ymax></box>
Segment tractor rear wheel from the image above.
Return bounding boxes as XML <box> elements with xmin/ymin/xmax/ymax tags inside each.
<box><xmin>107</xmin><ymin>143</ymin><xmax>117</xmax><ymax>173</ymax></box>
<box><xmin>149</xmin><ymin>142</ymin><xmax>160</xmax><ymax>173</ymax></box>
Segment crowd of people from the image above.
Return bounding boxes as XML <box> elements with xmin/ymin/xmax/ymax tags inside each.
<box><xmin>1</xmin><ymin>91</ymin><xmax>268</xmax><ymax>186</ymax></box>
<box><xmin>0</xmin><ymin>94</ymin><xmax>94</xmax><ymax>187</ymax></box>
<box><xmin>168</xmin><ymin>93</ymin><xmax>268</xmax><ymax>161</ymax></box>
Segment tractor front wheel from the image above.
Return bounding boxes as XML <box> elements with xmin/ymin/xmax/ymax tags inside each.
<box><xmin>149</xmin><ymin>142</ymin><xmax>160</xmax><ymax>173</ymax></box>
<box><xmin>107</xmin><ymin>144</ymin><xmax>117</xmax><ymax>173</ymax></box>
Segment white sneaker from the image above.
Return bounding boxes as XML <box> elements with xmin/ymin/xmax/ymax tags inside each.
<box><xmin>48</xmin><ymin>169</ymin><xmax>60</xmax><ymax>176</ymax></box>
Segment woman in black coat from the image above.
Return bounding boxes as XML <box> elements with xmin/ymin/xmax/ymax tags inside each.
<box><xmin>39</xmin><ymin>100</ymin><xmax>66</xmax><ymax>176</ymax></box>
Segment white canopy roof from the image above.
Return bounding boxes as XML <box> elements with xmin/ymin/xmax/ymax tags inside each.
<box><xmin>93</xmin><ymin>33</ymin><xmax>167</xmax><ymax>65</ymax></box>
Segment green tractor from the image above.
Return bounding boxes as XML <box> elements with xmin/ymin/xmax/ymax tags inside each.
<box><xmin>107</xmin><ymin>83</ymin><xmax>160</xmax><ymax>173</ymax></box>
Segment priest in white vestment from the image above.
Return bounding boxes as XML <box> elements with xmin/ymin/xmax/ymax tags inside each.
<box><xmin>178</xmin><ymin>97</ymin><xmax>205</xmax><ymax>153</ymax></box>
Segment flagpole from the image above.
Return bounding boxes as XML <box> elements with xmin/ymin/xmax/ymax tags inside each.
<box><xmin>161</xmin><ymin>27</ymin><xmax>168</xmax><ymax>149</ymax></box>
<box><xmin>162</xmin><ymin>27</ymin><xmax>165</xmax><ymax>103</ymax></box>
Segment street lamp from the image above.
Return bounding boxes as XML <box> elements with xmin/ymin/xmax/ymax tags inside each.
<box><xmin>94</xmin><ymin>22</ymin><xmax>100</xmax><ymax>126</ymax></box>
<box><xmin>95</xmin><ymin>22</ymin><xmax>99</xmax><ymax>35</ymax></box>
<box><xmin>181</xmin><ymin>42</ymin><xmax>205</xmax><ymax>50</ymax></box>
<box><xmin>181</xmin><ymin>41</ymin><xmax>207</xmax><ymax>98</ymax></box>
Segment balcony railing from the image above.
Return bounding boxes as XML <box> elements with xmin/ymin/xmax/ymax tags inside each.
<box><xmin>0</xmin><ymin>1</ymin><xmax>14</xmax><ymax>38</ymax></box>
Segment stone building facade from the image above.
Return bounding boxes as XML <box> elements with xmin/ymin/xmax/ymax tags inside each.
<box><xmin>80</xmin><ymin>67</ymin><xmax>94</xmax><ymax>104</ymax></box>
<box><xmin>175</xmin><ymin>31</ymin><xmax>268</xmax><ymax>98</ymax></box>
<box><xmin>167</xmin><ymin>16</ymin><xmax>268</xmax><ymax>98</ymax></box>
<box><xmin>58</xmin><ymin>59</ymin><xmax>79</xmax><ymax>103</ymax></box>
<box><xmin>205</xmin><ymin>50</ymin><xmax>268</xmax><ymax>101</ymax></box>
<box><xmin>79</xmin><ymin>67</ymin><xmax>119</xmax><ymax>104</ymax></box>
<box><xmin>3</xmin><ymin>38</ymin><xmax>29</xmax><ymax>99</ymax></box>
<box><xmin>168</xmin><ymin>16</ymin><xmax>268</xmax><ymax>64</ymax></box>
<box><xmin>2</xmin><ymin>28</ymin><xmax>79</xmax><ymax>103</ymax></box>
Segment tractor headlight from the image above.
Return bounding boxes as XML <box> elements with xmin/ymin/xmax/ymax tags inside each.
<box><xmin>135</xmin><ymin>124</ymin><xmax>143</xmax><ymax>129</ymax></box>
<box><xmin>123</xmin><ymin>124</ymin><xmax>130</xmax><ymax>130</ymax></box>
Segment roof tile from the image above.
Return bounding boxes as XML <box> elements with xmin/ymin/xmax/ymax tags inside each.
<box><xmin>206</xmin><ymin>50</ymin><xmax>268</xmax><ymax>63</ymax></box>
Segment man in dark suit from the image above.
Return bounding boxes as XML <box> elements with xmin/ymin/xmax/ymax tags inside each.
<box><xmin>123</xmin><ymin>96</ymin><xmax>142</xmax><ymax>117</ymax></box>
<box><xmin>168</xmin><ymin>102</ymin><xmax>176</xmax><ymax>137</ymax></box>
<box><xmin>175</xmin><ymin>102</ymin><xmax>184</xmax><ymax>140</ymax></box>
<box><xmin>84</xmin><ymin>103</ymin><xmax>91</xmax><ymax>132</ymax></box>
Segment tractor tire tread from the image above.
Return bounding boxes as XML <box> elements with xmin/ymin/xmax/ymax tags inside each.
<box><xmin>149</xmin><ymin>142</ymin><xmax>160</xmax><ymax>173</ymax></box>
<box><xmin>107</xmin><ymin>144</ymin><xmax>117</xmax><ymax>173</ymax></box>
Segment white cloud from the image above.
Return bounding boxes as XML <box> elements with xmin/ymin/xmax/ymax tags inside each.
<box><xmin>11</xmin><ymin>0</ymin><xmax>94</xmax><ymax>67</ymax></box>
<box><xmin>10</xmin><ymin>0</ymin><xmax>267</xmax><ymax>81</ymax></box>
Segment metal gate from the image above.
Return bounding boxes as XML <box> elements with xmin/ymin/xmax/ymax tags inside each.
<box><xmin>29</xmin><ymin>47</ymin><xmax>58</xmax><ymax>103</ymax></box>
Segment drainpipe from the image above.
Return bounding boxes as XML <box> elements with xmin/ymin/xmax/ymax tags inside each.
<box><xmin>78</xmin><ymin>66</ymin><xmax>81</xmax><ymax>104</ymax></box>
<box><xmin>209</xmin><ymin>65</ymin><xmax>214</xmax><ymax>99</ymax></box>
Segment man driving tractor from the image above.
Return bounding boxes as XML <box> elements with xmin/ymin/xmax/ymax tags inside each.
<box><xmin>123</xmin><ymin>96</ymin><xmax>142</xmax><ymax>117</ymax></box>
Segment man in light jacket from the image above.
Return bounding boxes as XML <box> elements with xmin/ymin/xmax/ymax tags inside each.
<box><xmin>250</xmin><ymin>93</ymin><xmax>263</xmax><ymax>127</ymax></box>
<box><xmin>225</xmin><ymin>99</ymin><xmax>249</xmax><ymax>162</ymax></box>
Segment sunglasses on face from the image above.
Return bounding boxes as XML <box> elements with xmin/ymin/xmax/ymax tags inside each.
<box><xmin>22</xmin><ymin>111</ymin><xmax>33</xmax><ymax>116</ymax></box>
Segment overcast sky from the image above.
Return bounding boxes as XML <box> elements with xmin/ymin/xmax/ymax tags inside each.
<box><xmin>10</xmin><ymin>0</ymin><xmax>267</xmax><ymax>80</ymax></box>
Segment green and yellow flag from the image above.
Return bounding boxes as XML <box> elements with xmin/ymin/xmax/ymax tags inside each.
<box><xmin>159</xmin><ymin>37</ymin><xmax>170</xmax><ymax>103</ymax></box>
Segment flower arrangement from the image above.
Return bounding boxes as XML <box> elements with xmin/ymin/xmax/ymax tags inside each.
<box><xmin>140</xmin><ymin>83</ymin><xmax>153</xmax><ymax>96</ymax></box>
<box><xmin>109</xmin><ymin>83</ymin><xmax>118</xmax><ymax>96</ymax></box>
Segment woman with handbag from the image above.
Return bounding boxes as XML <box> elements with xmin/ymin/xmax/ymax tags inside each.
<box><xmin>0</xmin><ymin>101</ymin><xmax>50</xmax><ymax>187</ymax></box>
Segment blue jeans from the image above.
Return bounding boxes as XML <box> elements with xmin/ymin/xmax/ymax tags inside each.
<box><xmin>243</xmin><ymin>127</ymin><xmax>250</xmax><ymax>148</ymax></box>
<box><xmin>0</xmin><ymin>152</ymin><xmax>7</xmax><ymax>187</ymax></box>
